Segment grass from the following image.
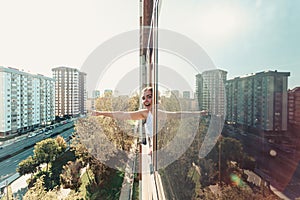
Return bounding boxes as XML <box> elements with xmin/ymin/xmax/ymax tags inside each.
<box><xmin>79</xmin><ymin>169</ymin><xmax>91</xmax><ymax>199</ymax></box>
<box><xmin>98</xmin><ymin>169</ymin><xmax>124</xmax><ymax>200</ymax></box>
<box><xmin>80</xmin><ymin>168</ymin><xmax>124</xmax><ymax>200</ymax></box>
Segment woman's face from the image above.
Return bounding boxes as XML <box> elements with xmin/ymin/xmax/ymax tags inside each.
<box><xmin>142</xmin><ymin>90</ymin><xmax>152</xmax><ymax>111</ymax></box>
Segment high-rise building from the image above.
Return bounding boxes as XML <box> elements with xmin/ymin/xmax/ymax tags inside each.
<box><xmin>196</xmin><ymin>69</ymin><xmax>227</xmax><ymax>116</ymax></box>
<box><xmin>182</xmin><ymin>91</ymin><xmax>191</xmax><ymax>99</ymax></box>
<box><xmin>92</xmin><ymin>90</ymin><xmax>100</xmax><ymax>98</ymax></box>
<box><xmin>226</xmin><ymin>70</ymin><xmax>290</xmax><ymax>133</ymax></box>
<box><xmin>0</xmin><ymin>66</ymin><xmax>55</xmax><ymax>137</ymax></box>
<box><xmin>52</xmin><ymin>66</ymin><xmax>87</xmax><ymax>118</ymax></box>
<box><xmin>86</xmin><ymin>98</ymin><xmax>96</xmax><ymax>112</ymax></box>
<box><xmin>104</xmin><ymin>89</ymin><xmax>113</xmax><ymax>96</ymax></box>
<box><xmin>288</xmin><ymin>87</ymin><xmax>300</xmax><ymax>131</ymax></box>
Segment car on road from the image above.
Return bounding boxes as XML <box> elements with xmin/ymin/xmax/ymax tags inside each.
<box><xmin>45</xmin><ymin>130</ymin><xmax>53</xmax><ymax>135</ymax></box>
<box><xmin>28</xmin><ymin>132</ymin><xmax>37</xmax><ymax>138</ymax></box>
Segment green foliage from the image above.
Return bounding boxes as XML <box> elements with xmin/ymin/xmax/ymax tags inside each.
<box><xmin>17</xmin><ymin>155</ymin><xmax>38</xmax><ymax>176</ymax></box>
<box><xmin>34</xmin><ymin>138</ymin><xmax>61</xmax><ymax>172</ymax></box>
<box><xmin>23</xmin><ymin>175</ymin><xmax>58</xmax><ymax>200</ymax></box>
<box><xmin>132</xmin><ymin>174</ymin><xmax>139</xmax><ymax>200</ymax></box>
<box><xmin>18</xmin><ymin>136</ymin><xmax>70</xmax><ymax>192</ymax></box>
<box><xmin>187</xmin><ymin>164</ymin><xmax>202</xmax><ymax>197</ymax></box>
<box><xmin>71</xmin><ymin>140</ymin><xmax>92</xmax><ymax>167</ymax></box>
<box><xmin>160</xmin><ymin>95</ymin><xmax>181</xmax><ymax>111</ymax></box>
<box><xmin>56</xmin><ymin>135</ymin><xmax>67</xmax><ymax>153</ymax></box>
<box><xmin>95</xmin><ymin>93</ymin><xmax>139</xmax><ymax>112</ymax></box>
<box><xmin>158</xmin><ymin>108</ymin><xmax>262</xmax><ymax>199</ymax></box>
<box><xmin>161</xmin><ymin>159</ymin><xmax>195</xmax><ymax>200</ymax></box>
<box><xmin>97</xmin><ymin>169</ymin><xmax>124</xmax><ymax>199</ymax></box>
<box><xmin>198</xmin><ymin>159</ymin><xmax>218</xmax><ymax>187</ymax></box>
<box><xmin>50</xmin><ymin>150</ymin><xmax>76</xmax><ymax>189</ymax></box>
<box><xmin>158</xmin><ymin>99</ymin><xmax>211</xmax><ymax>199</ymax></box>
<box><xmin>74</xmin><ymin>96</ymin><xmax>135</xmax><ymax>188</ymax></box>
<box><xmin>219</xmin><ymin>137</ymin><xmax>244</xmax><ymax>165</ymax></box>
<box><xmin>205</xmin><ymin>137</ymin><xmax>249</xmax><ymax>183</ymax></box>
<box><xmin>18</xmin><ymin>137</ymin><xmax>75</xmax><ymax>194</ymax></box>
<box><xmin>64</xmin><ymin>191</ymin><xmax>85</xmax><ymax>200</ymax></box>
<box><xmin>0</xmin><ymin>185</ymin><xmax>13</xmax><ymax>200</ymax></box>
<box><xmin>60</xmin><ymin>160</ymin><xmax>82</xmax><ymax>191</ymax></box>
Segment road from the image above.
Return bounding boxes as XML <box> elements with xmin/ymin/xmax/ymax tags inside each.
<box><xmin>0</xmin><ymin>121</ymin><xmax>74</xmax><ymax>160</ymax></box>
<box><xmin>0</xmin><ymin>148</ymin><xmax>34</xmax><ymax>183</ymax></box>
<box><xmin>0</xmin><ymin>126</ymin><xmax>74</xmax><ymax>189</ymax></box>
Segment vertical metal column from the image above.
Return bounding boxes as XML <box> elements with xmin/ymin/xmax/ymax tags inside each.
<box><xmin>152</xmin><ymin>0</ymin><xmax>159</xmax><ymax>172</ymax></box>
<box><xmin>139</xmin><ymin>0</ymin><xmax>154</xmax><ymax>181</ymax></box>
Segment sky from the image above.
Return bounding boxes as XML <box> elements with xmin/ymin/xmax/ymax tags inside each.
<box><xmin>1</xmin><ymin>0</ymin><xmax>300</xmax><ymax>95</ymax></box>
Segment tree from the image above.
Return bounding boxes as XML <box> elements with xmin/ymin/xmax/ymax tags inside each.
<box><xmin>71</xmin><ymin>140</ymin><xmax>93</xmax><ymax>181</ymax></box>
<box><xmin>219</xmin><ymin>137</ymin><xmax>244</xmax><ymax>166</ymax></box>
<box><xmin>72</xmin><ymin>140</ymin><xmax>92</xmax><ymax>166</ymax></box>
<box><xmin>60</xmin><ymin>160</ymin><xmax>82</xmax><ymax>192</ymax></box>
<box><xmin>75</xmin><ymin>94</ymin><xmax>136</xmax><ymax>171</ymax></box>
<box><xmin>198</xmin><ymin>159</ymin><xmax>218</xmax><ymax>187</ymax></box>
<box><xmin>34</xmin><ymin>138</ymin><xmax>61</xmax><ymax>172</ymax></box>
<box><xmin>23</xmin><ymin>175</ymin><xmax>58</xmax><ymax>200</ymax></box>
<box><xmin>56</xmin><ymin>135</ymin><xmax>67</xmax><ymax>153</ymax></box>
<box><xmin>89</xmin><ymin>157</ymin><xmax>109</xmax><ymax>186</ymax></box>
<box><xmin>17</xmin><ymin>156</ymin><xmax>38</xmax><ymax>176</ymax></box>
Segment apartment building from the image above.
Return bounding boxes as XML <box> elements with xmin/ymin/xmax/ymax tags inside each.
<box><xmin>288</xmin><ymin>87</ymin><xmax>300</xmax><ymax>131</ymax></box>
<box><xmin>92</xmin><ymin>90</ymin><xmax>101</xmax><ymax>98</ymax></box>
<box><xmin>226</xmin><ymin>70</ymin><xmax>290</xmax><ymax>133</ymax></box>
<box><xmin>0</xmin><ymin>66</ymin><xmax>55</xmax><ymax>137</ymax></box>
<box><xmin>196</xmin><ymin>69</ymin><xmax>227</xmax><ymax>116</ymax></box>
<box><xmin>52</xmin><ymin>66</ymin><xmax>87</xmax><ymax>118</ymax></box>
<box><xmin>182</xmin><ymin>91</ymin><xmax>191</xmax><ymax>99</ymax></box>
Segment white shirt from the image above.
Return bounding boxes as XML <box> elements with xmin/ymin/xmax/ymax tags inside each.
<box><xmin>144</xmin><ymin>112</ymin><xmax>153</xmax><ymax>137</ymax></box>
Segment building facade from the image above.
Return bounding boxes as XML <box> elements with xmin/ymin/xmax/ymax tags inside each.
<box><xmin>288</xmin><ymin>87</ymin><xmax>300</xmax><ymax>131</ymax></box>
<box><xmin>196</xmin><ymin>69</ymin><xmax>227</xmax><ymax>116</ymax></box>
<box><xmin>86</xmin><ymin>98</ymin><xmax>96</xmax><ymax>113</ymax></box>
<box><xmin>0</xmin><ymin>66</ymin><xmax>55</xmax><ymax>137</ymax></box>
<box><xmin>52</xmin><ymin>67</ymin><xmax>87</xmax><ymax>118</ymax></box>
<box><xmin>226</xmin><ymin>70</ymin><xmax>290</xmax><ymax>133</ymax></box>
<box><xmin>92</xmin><ymin>90</ymin><xmax>101</xmax><ymax>99</ymax></box>
<box><xmin>182</xmin><ymin>91</ymin><xmax>191</xmax><ymax>99</ymax></box>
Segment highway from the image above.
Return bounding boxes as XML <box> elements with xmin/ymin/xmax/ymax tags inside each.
<box><xmin>0</xmin><ymin>121</ymin><xmax>74</xmax><ymax>160</ymax></box>
<box><xmin>0</xmin><ymin>147</ymin><xmax>34</xmax><ymax>183</ymax></box>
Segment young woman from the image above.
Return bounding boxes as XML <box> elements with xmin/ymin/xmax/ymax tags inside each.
<box><xmin>93</xmin><ymin>87</ymin><xmax>152</xmax><ymax>120</ymax></box>
<box><xmin>93</xmin><ymin>86</ymin><xmax>207</xmax><ymax>155</ymax></box>
<box><xmin>93</xmin><ymin>86</ymin><xmax>207</xmax><ymax>120</ymax></box>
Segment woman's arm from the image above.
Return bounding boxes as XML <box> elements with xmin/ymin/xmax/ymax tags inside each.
<box><xmin>92</xmin><ymin>109</ymin><xmax>148</xmax><ymax>120</ymax></box>
<box><xmin>158</xmin><ymin>110</ymin><xmax>208</xmax><ymax>119</ymax></box>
